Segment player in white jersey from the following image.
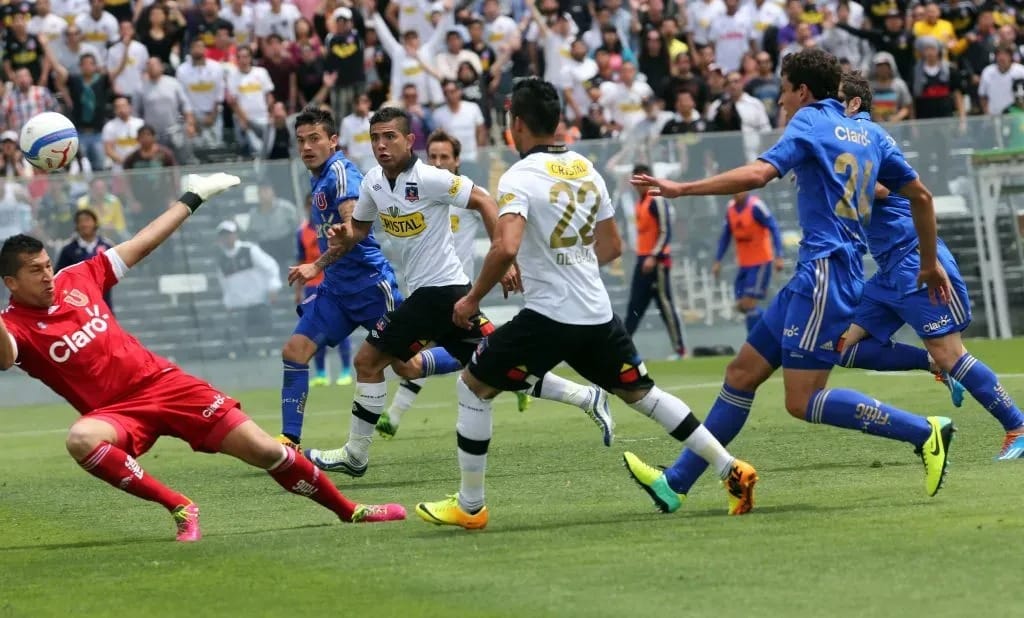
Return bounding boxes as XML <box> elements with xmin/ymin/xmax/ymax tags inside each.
<box><xmin>374</xmin><ymin>129</ymin><xmax>615</xmax><ymax>441</ymax></box>
<box><xmin>414</xmin><ymin>79</ymin><xmax>759</xmax><ymax>530</ymax></box>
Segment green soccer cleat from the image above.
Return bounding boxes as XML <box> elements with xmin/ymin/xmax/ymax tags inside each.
<box><xmin>515</xmin><ymin>391</ymin><xmax>531</xmax><ymax>413</ymax></box>
<box><xmin>310</xmin><ymin>374</ymin><xmax>330</xmax><ymax>387</ymax></box>
<box><xmin>919</xmin><ymin>416</ymin><xmax>955</xmax><ymax>497</ymax></box>
<box><xmin>376</xmin><ymin>411</ymin><xmax>399</xmax><ymax>439</ymax></box>
<box><xmin>622</xmin><ymin>451</ymin><xmax>685</xmax><ymax>513</ymax></box>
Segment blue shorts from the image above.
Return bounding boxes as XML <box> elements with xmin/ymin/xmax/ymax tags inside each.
<box><xmin>294</xmin><ymin>274</ymin><xmax>403</xmax><ymax>348</ymax></box>
<box><xmin>853</xmin><ymin>244</ymin><xmax>971</xmax><ymax>340</ymax></box>
<box><xmin>735</xmin><ymin>262</ymin><xmax>773</xmax><ymax>300</ymax></box>
<box><xmin>749</xmin><ymin>252</ymin><xmax>863</xmax><ymax>370</ymax></box>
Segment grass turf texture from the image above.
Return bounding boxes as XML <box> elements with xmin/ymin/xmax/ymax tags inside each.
<box><xmin>1</xmin><ymin>339</ymin><xmax>1022</xmax><ymax>617</ymax></box>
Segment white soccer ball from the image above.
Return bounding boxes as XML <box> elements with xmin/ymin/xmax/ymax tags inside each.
<box><xmin>19</xmin><ymin>112</ymin><xmax>79</xmax><ymax>171</ymax></box>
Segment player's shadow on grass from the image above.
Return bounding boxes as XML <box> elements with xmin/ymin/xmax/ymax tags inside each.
<box><xmin>766</xmin><ymin>460</ymin><xmax>914</xmax><ymax>474</ymax></box>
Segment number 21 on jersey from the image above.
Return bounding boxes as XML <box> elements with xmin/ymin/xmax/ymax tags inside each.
<box><xmin>549</xmin><ymin>180</ymin><xmax>599</xmax><ymax>249</ymax></box>
<box><xmin>833</xmin><ymin>153</ymin><xmax>873</xmax><ymax>225</ymax></box>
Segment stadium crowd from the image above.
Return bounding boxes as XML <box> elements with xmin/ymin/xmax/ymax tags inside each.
<box><xmin>0</xmin><ymin>0</ymin><xmax>1018</xmax><ymax>266</ymax></box>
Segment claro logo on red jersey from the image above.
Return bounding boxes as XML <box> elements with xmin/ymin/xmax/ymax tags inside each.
<box><xmin>48</xmin><ymin>305</ymin><xmax>110</xmax><ymax>363</ymax></box>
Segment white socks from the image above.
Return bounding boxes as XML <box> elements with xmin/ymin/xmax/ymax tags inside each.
<box><xmin>629</xmin><ymin>386</ymin><xmax>735</xmax><ymax>479</ymax></box>
<box><xmin>455</xmin><ymin>376</ymin><xmax>492</xmax><ymax>513</ymax></box>
<box><xmin>346</xmin><ymin>380</ymin><xmax>387</xmax><ymax>464</ymax></box>
<box><xmin>535</xmin><ymin>373</ymin><xmax>591</xmax><ymax>409</ymax></box>
<box><xmin>387</xmin><ymin>378</ymin><xmax>425</xmax><ymax>426</ymax></box>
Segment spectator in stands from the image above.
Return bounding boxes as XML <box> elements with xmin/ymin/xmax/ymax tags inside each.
<box><xmin>259</xmin><ymin>34</ymin><xmax>298</xmax><ymax>112</ymax></box>
<box><xmin>433</xmin><ymin>79</ymin><xmax>487</xmax><ymax>181</ymax></box>
<box><xmin>979</xmin><ymin>43</ymin><xmax>1024</xmax><ymax>115</ymax></box>
<box><xmin>371</xmin><ymin>10</ymin><xmax>441</xmax><ymax>108</ymax></box>
<box><xmin>256</xmin><ymin>0</ymin><xmax>303</xmax><ymax>45</ymax></box>
<box><xmin>481</xmin><ymin>0</ymin><xmax>521</xmax><ymax>121</ymax></box>
<box><xmin>261</xmin><ymin>101</ymin><xmax>295</xmax><ymax>160</ymax></box>
<box><xmin>745</xmin><ymin>51</ymin><xmax>781</xmax><ymax>125</ymax></box>
<box><xmin>102</xmin><ymin>95</ymin><xmax>145</xmax><ymax>172</ymax></box>
<box><xmin>76</xmin><ymin>178</ymin><xmax>128</xmax><ymax>241</ymax></box>
<box><xmin>708</xmin><ymin>0</ymin><xmax>753</xmax><ymax>74</ymax></box>
<box><xmin>288</xmin><ymin>17</ymin><xmax>322</xmax><ymax>63</ymax></box>
<box><xmin>55</xmin><ymin>209</ymin><xmax>115</xmax><ymax>307</ymax></box>
<box><xmin>215</xmin><ymin>219</ymin><xmax>282</xmax><ymax>358</ymax></box>
<box><xmin>662</xmin><ymin>90</ymin><xmax>707</xmax><ymax>135</ymax></box>
<box><xmin>1</xmin><ymin>67</ymin><xmax>58</xmax><ymax>133</ymax></box>
<box><xmin>0</xmin><ymin>131</ymin><xmax>33</xmax><ymax>179</ymax></box>
<box><xmin>563</xmin><ymin>38</ymin><xmax>598</xmax><ymax>124</ymax></box>
<box><xmin>708</xmin><ymin>70</ymin><xmax>770</xmax><ymax>164</ymax></box>
<box><xmin>324</xmin><ymin>6</ymin><xmax>365</xmax><ymax>123</ymax></box>
<box><xmin>108</xmin><ymin>21</ymin><xmax>150</xmax><ymax>98</ymax></box>
<box><xmin>465</xmin><ymin>18</ymin><xmax>497</xmax><ymax>98</ymax></box>
<box><xmin>869</xmin><ymin>51</ymin><xmax>912</xmax><ymax>122</ymax></box>
<box><xmin>913</xmin><ymin>0</ymin><xmax>963</xmax><ymax>57</ymax></box>
<box><xmin>176</xmin><ymin>39</ymin><xmax>226</xmax><ymax>150</ymax></box>
<box><xmin>913</xmin><ymin>36</ymin><xmax>965</xmax><ymax>121</ymax></box>
<box><xmin>57</xmin><ymin>54</ymin><xmax>110</xmax><ymax>172</ymax></box>
<box><xmin>137</xmin><ymin>4</ymin><xmax>185</xmax><ymax>68</ymax></box>
<box><xmin>454</xmin><ymin>61</ymin><xmax>487</xmax><ymax>120</ymax></box>
<box><xmin>29</xmin><ymin>0</ymin><xmax>68</xmax><ymax>44</ymax></box>
<box><xmin>123</xmin><ymin>124</ymin><xmax>179</xmax><ymax>219</ymax></box>
<box><xmin>207</xmin><ymin>24</ymin><xmax>239</xmax><ymax>65</ymax></box>
<box><xmin>601</xmin><ymin>61</ymin><xmax>654</xmax><ymax>135</ymax></box>
<box><xmin>421</xmin><ymin>15</ymin><xmax>481</xmax><ymax>83</ymax></box>
<box><xmin>220</xmin><ymin>0</ymin><xmax>256</xmax><ymax>49</ymax></box>
<box><xmin>51</xmin><ymin>26</ymin><xmax>103</xmax><ymax>80</ymax></box>
<box><xmin>779</xmin><ymin>22</ymin><xmax>819</xmax><ymax>65</ymax></box>
<box><xmin>246</xmin><ymin>181</ymin><xmax>299</xmax><ymax>268</ymax></box>
<box><xmin>76</xmin><ymin>0</ymin><xmax>119</xmax><ymax>65</ymax></box>
<box><xmin>296</xmin><ymin>43</ymin><xmax>334</xmax><ymax>109</ymax></box>
<box><xmin>4</xmin><ymin>4</ymin><xmax>50</xmax><ymax>85</ymax></box>
<box><xmin>749</xmin><ymin>0</ymin><xmax>786</xmax><ymax>51</ymax></box>
<box><xmin>687</xmin><ymin>0</ymin><xmax>725</xmax><ymax>48</ymax></box>
<box><xmin>839</xmin><ymin>7</ymin><xmax>915</xmax><ymax>85</ymax></box>
<box><xmin>189</xmin><ymin>0</ymin><xmax>233</xmax><ymax>49</ymax></box>
<box><xmin>401</xmin><ymin>84</ymin><xmax>435</xmax><ymax>153</ymax></box>
<box><xmin>0</xmin><ymin>135</ymin><xmax>34</xmax><ymax>241</ymax></box>
<box><xmin>663</xmin><ymin>51</ymin><xmax>710</xmax><ymax>113</ymax></box>
<box><xmin>638</xmin><ymin>31</ymin><xmax>672</xmax><ymax>95</ymax></box>
<box><xmin>658</xmin><ymin>16</ymin><xmax>690</xmax><ymax>62</ymax></box>
<box><xmin>339</xmin><ymin>92</ymin><xmax>374</xmax><ymax>172</ymax></box>
<box><xmin>226</xmin><ymin>45</ymin><xmax>275</xmax><ymax>158</ymax></box>
<box><xmin>778</xmin><ymin>0</ymin><xmax>817</xmax><ymax>48</ymax></box>
<box><xmin>963</xmin><ymin>10</ymin><xmax>998</xmax><ymax>112</ymax></box>
<box><xmin>819</xmin><ymin>3</ymin><xmax>871</xmax><ymax>71</ymax></box>
<box><xmin>135</xmin><ymin>57</ymin><xmax>195</xmax><ymax>162</ymax></box>
<box><xmin>596</xmin><ymin>24</ymin><xmax>635</xmax><ymax>72</ymax></box>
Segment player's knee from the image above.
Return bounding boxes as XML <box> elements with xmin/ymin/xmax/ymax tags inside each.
<box><xmin>392</xmin><ymin>357</ymin><xmax>421</xmax><ymax>380</ymax></box>
<box><xmin>783</xmin><ymin>394</ymin><xmax>808</xmax><ymax>419</ymax></box>
<box><xmin>724</xmin><ymin>357</ymin><xmax>763</xmax><ymax>392</ymax></box>
<box><xmin>250</xmin><ymin>436</ymin><xmax>288</xmax><ymax>469</ymax></box>
<box><xmin>65</xmin><ymin>425</ymin><xmax>104</xmax><ymax>460</ymax></box>
<box><xmin>924</xmin><ymin>337</ymin><xmax>966</xmax><ymax>372</ymax></box>
<box><xmin>281</xmin><ymin>336</ymin><xmax>314</xmax><ymax>364</ymax></box>
<box><xmin>353</xmin><ymin>345</ymin><xmax>387</xmax><ymax>378</ymax></box>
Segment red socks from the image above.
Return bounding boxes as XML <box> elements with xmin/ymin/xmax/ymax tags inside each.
<box><xmin>80</xmin><ymin>442</ymin><xmax>190</xmax><ymax>511</ymax></box>
<box><xmin>267</xmin><ymin>447</ymin><xmax>358</xmax><ymax>521</ymax></box>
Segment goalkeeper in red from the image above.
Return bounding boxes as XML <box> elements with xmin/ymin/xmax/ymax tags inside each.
<box><xmin>0</xmin><ymin>173</ymin><xmax>406</xmax><ymax>543</ymax></box>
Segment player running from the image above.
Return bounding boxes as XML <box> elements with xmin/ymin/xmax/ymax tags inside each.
<box><xmin>835</xmin><ymin>72</ymin><xmax>1024</xmax><ymax>459</ymax></box>
<box><xmin>415</xmin><ymin>78</ymin><xmax>758</xmax><ymax>530</ymax></box>
<box><xmin>626</xmin><ymin>49</ymin><xmax>955</xmax><ymax>512</ymax></box>
<box><xmin>712</xmin><ymin>191</ymin><xmax>785</xmax><ymax>333</ymax></box>
<box><xmin>0</xmin><ymin>174</ymin><xmax>405</xmax><ymax>543</ymax></box>
<box><xmin>282</xmin><ymin>105</ymin><xmax>427</xmax><ymax>450</ymax></box>
<box><xmin>374</xmin><ymin>129</ymin><xmax>613</xmax><ymax>443</ymax></box>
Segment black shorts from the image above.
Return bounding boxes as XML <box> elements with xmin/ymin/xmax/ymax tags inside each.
<box><xmin>468</xmin><ymin>309</ymin><xmax>655</xmax><ymax>393</ymax></box>
<box><xmin>366</xmin><ymin>284</ymin><xmax>494</xmax><ymax>364</ymax></box>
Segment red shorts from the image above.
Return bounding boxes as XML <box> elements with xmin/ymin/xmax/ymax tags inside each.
<box><xmin>81</xmin><ymin>369</ymin><xmax>250</xmax><ymax>458</ymax></box>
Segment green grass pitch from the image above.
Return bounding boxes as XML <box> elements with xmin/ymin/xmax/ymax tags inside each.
<box><xmin>1</xmin><ymin>339</ymin><xmax>1022</xmax><ymax>617</ymax></box>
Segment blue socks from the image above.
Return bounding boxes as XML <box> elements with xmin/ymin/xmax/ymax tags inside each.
<box><xmin>313</xmin><ymin>346</ymin><xmax>327</xmax><ymax>375</ymax></box>
<box><xmin>951</xmin><ymin>354</ymin><xmax>1024</xmax><ymax>431</ymax></box>
<box><xmin>339</xmin><ymin>336</ymin><xmax>352</xmax><ymax>373</ymax></box>
<box><xmin>664</xmin><ymin>384</ymin><xmax>753</xmax><ymax>494</ymax></box>
<box><xmin>806</xmin><ymin>388</ymin><xmax>932</xmax><ymax>446</ymax></box>
<box><xmin>420</xmin><ymin>347</ymin><xmax>463</xmax><ymax>377</ymax></box>
<box><xmin>281</xmin><ymin>360</ymin><xmax>309</xmax><ymax>442</ymax></box>
<box><xmin>840</xmin><ymin>339</ymin><xmax>930</xmax><ymax>371</ymax></box>
<box><xmin>744</xmin><ymin>308</ymin><xmax>763</xmax><ymax>333</ymax></box>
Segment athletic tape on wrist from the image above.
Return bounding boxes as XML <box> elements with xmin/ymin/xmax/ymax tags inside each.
<box><xmin>179</xmin><ymin>191</ymin><xmax>203</xmax><ymax>213</ymax></box>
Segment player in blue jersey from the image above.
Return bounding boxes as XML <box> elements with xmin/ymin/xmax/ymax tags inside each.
<box><xmin>834</xmin><ymin>73</ymin><xmax>1024</xmax><ymax>460</ymax></box>
<box><xmin>623</xmin><ymin>49</ymin><xmax>955</xmax><ymax>514</ymax></box>
<box><xmin>279</xmin><ymin>105</ymin><xmax>443</xmax><ymax>451</ymax></box>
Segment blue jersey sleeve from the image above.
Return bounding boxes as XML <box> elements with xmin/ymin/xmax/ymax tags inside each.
<box><xmin>296</xmin><ymin>228</ymin><xmax>306</xmax><ymax>263</ymax></box>
<box><xmin>751</xmin><ymin>200</ymin><xmax>784</xmax><ymax>257</ymax></box>
<box><xmin>325</xmin><ymin>157</ymin><xmax>363</xmax><ymax>210</ymax></box>
<box><xmin>875</xmin><ymin>129</ymin><xmax>917</xmax><ymax>192</ymax></box>
<box><xmin>758</xmin><ymin>109</ymin><xmax>813</xmax><ymax>177</ymax></box>
<box><xmin>715</xmin><ymin>215</ymin><xmax>732</xmax><ymax>262</ymax></box>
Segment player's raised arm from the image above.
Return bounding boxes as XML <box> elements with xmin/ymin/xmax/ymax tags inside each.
<box><xmin>631</xmin><ymin>160</ymin><xmax>780</xmax><ymax>198</ymax></box>
<box><xmin>466</xmin><ymin>185</ymin><xmax>500</xmax><ymax>243</ymax></box>
<box><xmin>0</xmin><ymin>317</ymin><xmax>16</xmax><ymax>370</ymax></box>
<box><xmin>112</xmin><ymin>173</ymin><xmax>240</xmax><ymax>269</ymax></box>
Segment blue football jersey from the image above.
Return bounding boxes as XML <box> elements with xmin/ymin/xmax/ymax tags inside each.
<box><xmin>308</xmin><ymin>151</ymin><xmax>393</xmax><ymax>293</ymax></box>
<box><xmin>758</xmin><ymin>99</ymin><xmax>916</xmax><ymax>267</ymax></box>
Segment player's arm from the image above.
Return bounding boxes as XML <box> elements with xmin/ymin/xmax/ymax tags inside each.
<box><xmin>465</xmin><ymin>185</ymin><xmax>500</xmax><ymax>243</ymax></box>
<box><xmin>713</xmin><ymin>217</ymin><xmax>731</xmax><ymax>275</ymax></box>
<box><xmin>593</xmin><ymin>217</ymin><xmax>622</xmax><ymax>265</ymax></box>
<box><xmin>113</xmin><ymin>173</ymin><xmax>240</xmax><ymax>269</ymax></box>
<box><xmin>0</xmin><ymin>317</ymin><xmax>17</xmax><ymax>370</ymax></box>
<box><xmin>632</xmin><ymin>159</ymin><xmax>779</xmax><ymax>198</ymax></box>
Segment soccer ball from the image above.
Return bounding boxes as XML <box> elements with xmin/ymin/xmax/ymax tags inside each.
<box><xmin>20</xmin><ymin>112</ymin><xmax>79</xmax><ymax>171</ymax></box>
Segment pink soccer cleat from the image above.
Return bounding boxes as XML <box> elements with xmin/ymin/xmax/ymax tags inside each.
<box><xmin>348</xmin><ymin>503</ymin><xmax>407</xmax><ymax>523</ymax></box>
<box><xmin>172</xmin><ymin>503</ymin><xmax>202</xmax><ymax>542</ymax></box>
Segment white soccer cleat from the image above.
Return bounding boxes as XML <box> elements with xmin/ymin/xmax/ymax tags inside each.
<box><xmin>186</xmin><ymin>173</ymin><xmax>241</xmax><ymax>200</ymax></box>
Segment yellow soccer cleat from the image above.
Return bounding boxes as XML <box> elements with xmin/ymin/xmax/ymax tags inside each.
<box><xmin>415</xmin><ymin>494</ymin><xmax>489</xmax><ymax>530</ymax></box>
<box><xmin>276</xmin><ymin>434</ymin><xmax>301</xmax><ymax>451</ymax></box>
<box><xmin>920</xmin><ymin>416</ymin><xmax>955</xmax><ymax>496</ymax></box>
<box><xmin>515</xmin><ymin>391</ymin><xmax>531</xmax><ymax>413</ymax></box>
<box><xmin>723</xmin><ymin>459</ymin><xmax>758</xmax><ymax>515</ymax></box>
<box><xmin>310</xmin><ymin>375</ymin><xmax>330</xmax><ymax>387</ymax></box>
<box><xmin>622</xmin><ymin>451</ymin><xmax>685</xmax><ymax>513</ymax></box>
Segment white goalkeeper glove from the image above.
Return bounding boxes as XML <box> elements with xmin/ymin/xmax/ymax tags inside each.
<box><xmin>180</xmin><ymin>173</ymin><xmax>241</xmax><ymax>213</ymax></box>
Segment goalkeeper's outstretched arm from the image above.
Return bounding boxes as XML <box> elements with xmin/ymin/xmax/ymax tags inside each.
<box><xmin>113</xmin><ymin>173</ymin><xmax>240</xmax><ymax>269</ymax></box>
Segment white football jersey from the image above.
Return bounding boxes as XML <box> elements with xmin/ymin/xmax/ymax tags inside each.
<box><xmin>497</xmin><ymin>148</ymin><xmax>615</xmax><ymax>325</ymax></box>
<box><xmin>450</xmin><ymin>205</ymin><xmax>481</xmax><ymax>279</ymax></box>
<box><xmin>355</xmin><ymin>159</ymin><xmax>474</xmax><ymax>292</ymax></box>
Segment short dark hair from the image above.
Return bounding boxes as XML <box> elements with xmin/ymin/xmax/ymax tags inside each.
<box><xmin>295</xmin><ymin>103</ymin><xmax>337</xmax><ymax>137</ymax></box>
<box><xmin>138</xmin><ymin>123</ymin><xmax>157</xmax><ymax>137</ymax></box>
<box><xmin>0</xmin><ymin>234</ymin><xmax>44</xmax><ymax>278</ymax></box>
<box><xmin>427</xmin><ymin>129</ymin><xmax>462</xmax><ymax>159</ymax></box>
<box><xmin>369</xmin><ymin>106</ymin><xmax>411</xmax><ymax>135</ymax></box>
<box><xmin>75</xmin><ymin>208</ymin><xmax>99</xmax><ymax>225</ymax></box>
<box><xmin>840</xmin><ymin>70</ymin><xmax>873</xmax><ymax>113</ymax></box>
<box><xmin>633</xmin><ymin>163</ymin><xmax>651</xmax><ymax>175</ymax></box>
<box><xmin>112</xmin><ymin>93</ymin><xmax>131</xmax><ymax>106</ymax></box>
<box><xmin>781</xmin><ymin>48</ymin><xmax>840</xmax><ymax>101</ymax></box>
<box><xmin>509</xmin><ymin>78</ymin><xmax>560</xmax><ymax>136</ymax></box>
<box><xmin>79</xmin><ymin>52</ymin><xmax>96</xmax><ymax>64</ymax></box>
